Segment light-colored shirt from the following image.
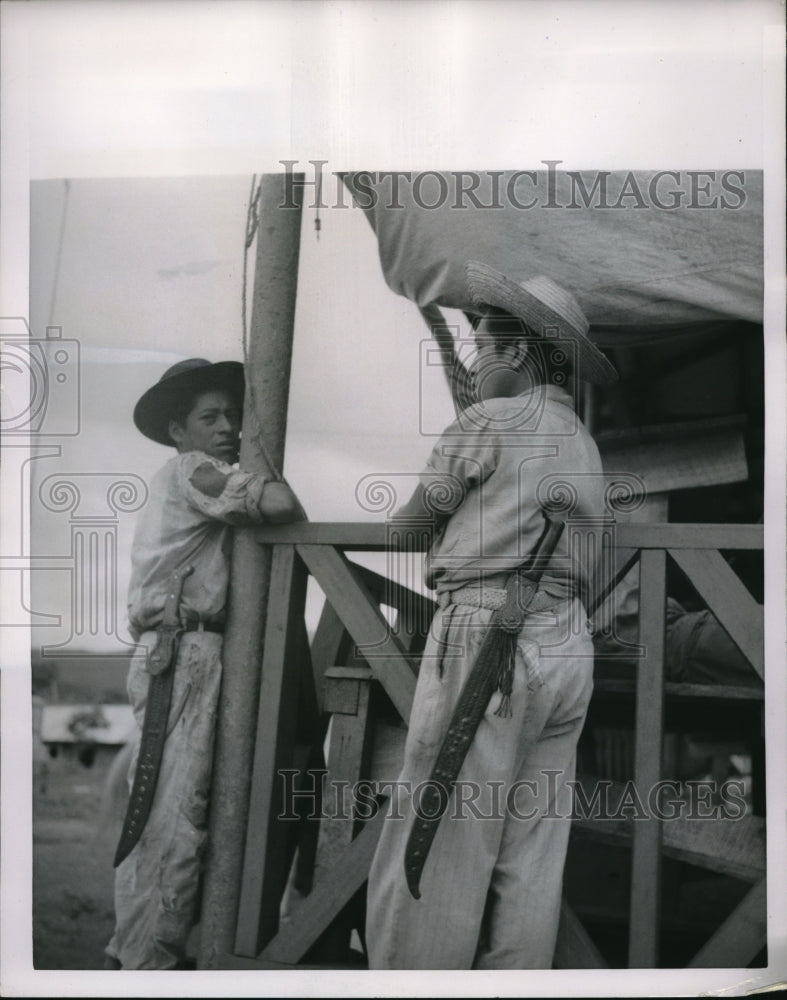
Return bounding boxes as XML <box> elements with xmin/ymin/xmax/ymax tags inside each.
<box><xmin>420</xmin><ymin>385</ymin><xmax>605</xmax><ymax>598</ymax></box>
<box><xmin>127</xmin><ymin>451</ymin><xmax>267</xmax><ymax>638</ymax></box>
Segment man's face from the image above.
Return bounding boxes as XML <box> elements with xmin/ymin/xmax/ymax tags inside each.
<box><xmin>169</xmin><ymin>389</ymin><xmax>241</xmax><ymax>463</ymax></box>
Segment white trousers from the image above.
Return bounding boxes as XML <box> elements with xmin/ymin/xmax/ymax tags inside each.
<box><xmin>106</xmin><ymin>630</ymin><xmax>223</xmax><ymax>969</ymax></box>
<box><xmin>366</xmin><ymin>598</ymin><xmax>594</xmax><ymax>969</ymax></box>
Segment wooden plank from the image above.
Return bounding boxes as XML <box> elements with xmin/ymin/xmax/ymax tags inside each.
<box><xmin>354</xmin><ymin>562</ymin><xmax>436</xmax><ymax>646</ymax></box>
<box><xmin>599</xmin><ymin>424</ymin><xmax>748</xmax><ymax>494</ymax></box>
<box><xmin>669</xmin><ymin>547</ymin><xmax>764</xmax><ymax>679</ymax></box>
<box><xmin>199</xmin><ymin>173</ymin><xmax>302</xmax><ymax>970</ymax></box>
<box><xmin>554</xmin><ymin>900</ymin><xmax>609</xmax><ymax>969</ymax></box>
<box><xmin>687</xmin><ymin>877</ymin><xmax>767</xmax><ymax>968</ymax></box>
<box><xmin>664</xmin><ymin>681</ymin><xmax>762</xmax><ymax>700</ymax></box>
<box><xmin>315</xmin><ymin>672</ymin><xmax>374</xmax><ymax>878</ymax></box>
<box><xmin>290</xmin><ymin>739</ymin><xmax>326</xmax><ymax>900</ymax></box>
<box><xmin>310</xmin><ymin>601</ymin><xmax>351</xmax><ymax>711</ymax></box>
<box><xmin>234</xmin><ymin>545</ymin><xmax>307</xmax><ymax>957</ymax></box>
<box><xmin>325</xmin><ymin>666</ymin><xmax>375</xmax><ymax>681</ymax></box>
<box><xmin>295</xmin><ymin>617</ymin><xmax>321</xmax><ymax>730</ymax></box>
<box><xmin>616</xmin><ymin>523</ymin><xmax>762</xmax><ymax>551</ymax></box>
<box><xmin>595</xmin><ymin>413</ymin><xmax>747</xmax><ymax>447</ymax></box>
<box><xmin>255</xmin><ymin>522</ymin><xmax>392</xmax><ymax>549</ymax></box>
<box><xmin>572</xmin><ymin>779</ymin><xmax>766</xmax><ymax>883</ymax></box>
<box><xmin>628</xmin><ymin>548</ymin><xmax>666</xmax><ymax>968</ymax></box>
<box><xmin>297</xmin><ymin>544</ymin><xmax>416</xmax><ymax>724</ymax></box>
<box><xmin>259</xmin><ymin>806</ymin><xmax>386</xmax><ymax>965</ymax></box>
<box><xmin>592</xmin><ymin>678</ymin><xmax>764</xmax><ymax>702</ymax></box>
<box><xmin>254</xmin><ymin>520</ymin><xmax>764</xmax><ymax>552</ymax></box>
<box><xmin>354</xmin><ymin>563</ymin><xmax>434</xmax><ymax>616</ymax></box>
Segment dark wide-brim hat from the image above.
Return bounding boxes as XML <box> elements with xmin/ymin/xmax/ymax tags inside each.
<box><xmin>465</xmin><ymin>261</ymin><xmax>618</xmax><ymax>384</ymax></box>
<box><xmin>133</xmin><ymin>358</ymin><xmax>245</xmax><ymax>446</ymax></box>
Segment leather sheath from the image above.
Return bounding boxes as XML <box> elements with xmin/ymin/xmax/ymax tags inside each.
<box><xmin>113</xmin><ymin>566</ymin><xmax>194</xmax><ymax>868</ymax></box>
<box><xmin>404</xmin><ymin>518</ymin><xmax>564</xmax><ymax>899</ymax></box>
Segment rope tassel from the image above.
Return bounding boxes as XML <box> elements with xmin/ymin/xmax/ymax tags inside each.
<box><xmin>493</xmin><ymin>632</ymin><xmax>518</xmax><ymax>718</ymax></box>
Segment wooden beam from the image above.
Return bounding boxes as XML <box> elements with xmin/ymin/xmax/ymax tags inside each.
<box><xmin>297</xmin><ymin>544</ymin><xmax>416</xmax><ymax>724</ymax></box>
<box><xmin>668</xmin><ymin>547</ymin><xmax>764</xmax><ymax>679</ymax></box>
<box><xmin>687</xmin><ymin>877</ymin><xmax>767</xmax><ymax>968</ymax></box>
<box><xmin>252</xmin><ymin>521</ymin><xmax>764</xmax><ymax>552</ymax></box>
<box><xmin>259</xmin><ymin>806</ymin><xmax>386</xmax><ymax>965</ymax></box>
<box><xmin>310</xmin><ymin>601</ymin><xmax>351</xmax><ymax>712</ymax></box>
<box><xmin>354</xmin><ymin>562</ymin><xmax>435</xmax><ymax>656</ymax></box>
<box><xmin>572</xmin><ymin>780</ymin><xmax>766</xmax><ymax>883</ymax></box>
<box><xmin>554</xmin><ymin>900</ymin><xmax>609</xmax><ymax>969</ymax></box>
<box><xmin>234</xmin><ymin>545</ymin><xmax>308</xmax><ymax>957</ymax></box>
<box><xmin>256</xmin><ymin>522</ymin><xmax>393</xmax><ymax>549</ymax></box>
<box><xmin>599</xmin><ymin>423</ymin><xmax>748</xmax><ymax>494</ymax></box>
<box><xmin>628</xmin><ymin>548</ymin><xmax>666</xmax><ymax>968</ymax></box>
<box><xmin>354</xmin><ymin>562</ymin><xmax>436</xmax><ymax>623</ymax></box>
<box><xmin>314</xmin><ymin>669</ymin><xmax>374</xmax><ymax>879</ymax></box>
<box><xmin>199</xmin><ymin>172</ymin><xmax>303</xmax><ymax>969</ymax></box>
<box><xmin>591</xmin><ymin>678</ymin><xmax>764</xmax><ymax>701</ymax></box>
<box><xmin>295</xmin><ymin>617</ymin><xmax>321</xmax><ymax>731</ymax></box>
<box><xmin>616</xmin><ymin>523</ymin><xmax>762</xmax><ymax>551</ymax></box>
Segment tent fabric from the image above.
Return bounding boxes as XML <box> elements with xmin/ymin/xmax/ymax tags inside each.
<box><xmin>343</xmin><ymin>170</ymin><xmax>762</xmax><ymax>332</ymax></box>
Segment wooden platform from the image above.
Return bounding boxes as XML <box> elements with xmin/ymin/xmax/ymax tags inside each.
<box><xmin>223</xmin><ymin>521</ymin><xmax>765</xmax><ymax>970</ymax></box>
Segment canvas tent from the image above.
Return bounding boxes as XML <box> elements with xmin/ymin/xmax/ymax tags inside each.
<box><xmin>343</xmin><ymin>169</ymin><xmax>762</xmax><ymax>331</ymax></box>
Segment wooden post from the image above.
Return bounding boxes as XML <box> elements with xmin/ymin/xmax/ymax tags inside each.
<box><xmin>628</xmin><ymin>547</ymin><xmax>666</xmax><ymax>967</ymax></box>
<box><xmin>198</xmin><ymin>173</ymin><xmax>303</xmax><ymax>968</ymax></box>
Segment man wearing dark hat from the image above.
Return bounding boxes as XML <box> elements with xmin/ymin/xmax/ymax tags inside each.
<box><xmin>366</xmin><ymin>265</ymin><xmax>617</xmax><ymax>969</ymax></box>
<box><xmin>105</xmin><ymin>359</ymin><xmax>305</xmax><ymax>970</ymax></box>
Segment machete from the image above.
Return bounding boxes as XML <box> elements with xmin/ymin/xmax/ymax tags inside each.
<box><xmin>404</xmin><ymin>517</ymin><xmax>564</xmax><ymax>899</ymax></box>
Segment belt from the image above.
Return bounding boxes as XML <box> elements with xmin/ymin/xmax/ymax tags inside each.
<box><xmin>437</xmin><ymin>584</ymin><xmax>573</xmax><ymax>613</ymax></box>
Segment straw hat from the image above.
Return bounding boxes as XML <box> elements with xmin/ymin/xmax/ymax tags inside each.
<box><xmin>133</xmin><ymin>358</ymin><xmax>245</xmax><ymax>445</ymax></box>
<box><xmin>465</xmin><ymin>261</ymin><xmax>618</xmax><ymax>384</ymax></box>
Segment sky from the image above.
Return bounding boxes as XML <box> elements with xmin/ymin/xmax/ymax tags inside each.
<box><xmin>1</xmin><ymin>1</ymin><xmax>785</xmax><ymax>997</ymax></box>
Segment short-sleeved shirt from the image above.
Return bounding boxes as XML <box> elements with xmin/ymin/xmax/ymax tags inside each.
<box><xmin>421</xmin><ymin>385</ymin><xmax>605</xmax><ymax>599</ymax></box>
<box><xmin>127</xmin><ymin>451</ymin><xmax>267</xmax><ymax>638</ymax></box>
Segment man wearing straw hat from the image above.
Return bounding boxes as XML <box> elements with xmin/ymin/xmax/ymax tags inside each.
<box><xmin>105</xmin><ymin>358</ymin><xmax>305</xmax><ymax>970</ymax></box>
<box><xmin>366</xmin><ymin>264</ymin><xmax>617</xmax><ymax>969</ymax></box>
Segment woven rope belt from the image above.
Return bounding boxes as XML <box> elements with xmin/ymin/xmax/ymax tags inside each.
<box><xmin>437</xmin><ymin>584</ymin><xmax>570</xmax><ymax>614</ymax></box>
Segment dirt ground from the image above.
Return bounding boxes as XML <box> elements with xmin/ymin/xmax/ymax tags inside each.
<box><xmin>33</xmin><ymin>748</ymin><xmax>124</xmax><ymax>969</ymax></box>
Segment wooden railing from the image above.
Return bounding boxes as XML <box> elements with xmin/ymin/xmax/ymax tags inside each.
<box><xmin>222</xmin><ymin>521</ymin><xmax>764</xmax><ymax>970</ymax></box>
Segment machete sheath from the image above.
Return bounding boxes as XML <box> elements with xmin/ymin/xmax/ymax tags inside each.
<box><xmin>404</xmin><ymin>518</ymin><xmax>565</xmax><ymax>899</ymax></box>
<box><xmin>113</xmin><ymin>565</ymin><xmax>194</xmax><ymax>868</ymax></box>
